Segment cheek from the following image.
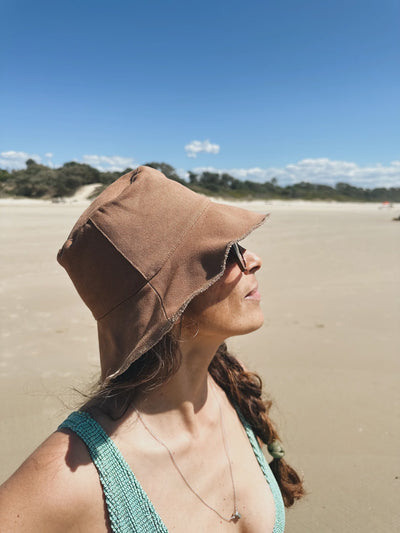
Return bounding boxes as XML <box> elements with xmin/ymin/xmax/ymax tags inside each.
<box><xmin>185</xmin><ymin>275</ymin><xmax>251</xmax><ymax>335</ymax></box>
<box><xmin>195</xmin><ymin>293</ymin><xmax>264</xmax><ymax>338</ymax></box>
<box><xmin>184</xmin><ymin>267</ymin><xmax>263</xmax><ymax>338</ymax></box>
<box><xmin>187</xmin><ymin>268</ymin><xmax>241</xmax><ymax>317</ymax></box>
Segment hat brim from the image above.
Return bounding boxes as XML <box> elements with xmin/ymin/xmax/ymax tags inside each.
<box><xmin>98</xmin><ymin>201</ymin><xmax>268</xmax><ymax>382</ymax></box>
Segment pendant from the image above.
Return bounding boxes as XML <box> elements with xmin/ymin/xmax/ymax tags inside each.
<box><xmin>230</xmin><ymin>511</ymin><xmax>241</xmax><ymax>521</ymax></box>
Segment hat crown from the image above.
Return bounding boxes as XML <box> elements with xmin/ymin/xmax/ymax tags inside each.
<box><xmin>57</xmin><ymin>166</ymin><xmax>267</xmax><ymax>380</ymax></box>
<box><xmin>57</xmin><ymin>166</ymin><xmax>208</xmax><ymax>319</ymax></box>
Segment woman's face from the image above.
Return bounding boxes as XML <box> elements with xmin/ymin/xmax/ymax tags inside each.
<box><xmin>183</xmin><ymin>247</ymin><xmax>264</xmax><ymax>343</ymax></box>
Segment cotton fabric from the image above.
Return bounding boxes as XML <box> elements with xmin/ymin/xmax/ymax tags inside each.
<box><xmin>57</xmin><ymin>166</ymin><xmax>267</xmax><ymax>381</ymax></box>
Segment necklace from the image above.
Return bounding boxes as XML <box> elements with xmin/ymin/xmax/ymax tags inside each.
<box><xmin>134</xmin><ymin>381</ymin><xmax>241</xmax><ymax>522</ymax></box>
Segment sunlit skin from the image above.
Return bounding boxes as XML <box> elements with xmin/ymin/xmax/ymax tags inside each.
<box><xmin>135</xmin><ymin>247</ymin><xmax>264</xmax><ymax>420</ymax></box>
<box><xmin>0</xmin><ymin>247</ymin><xmax>278</xmax><ymax>533</ymax></box>
<box><xmin>183</xmin><ymin>247</ymin><xmax>264</xmax><ymax>342</ymax></box>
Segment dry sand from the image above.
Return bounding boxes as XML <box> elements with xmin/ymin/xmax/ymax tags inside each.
<box><xmin>1</xmin><ymin>196</ymin><xmax>399</xmax><ymax>532</ymax></box>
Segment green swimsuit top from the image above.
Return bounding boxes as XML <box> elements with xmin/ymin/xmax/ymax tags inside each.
<box><xmin>58</xmin><ymin>409</ymin><xmax>285</xmax><ymax>533</ymax></box>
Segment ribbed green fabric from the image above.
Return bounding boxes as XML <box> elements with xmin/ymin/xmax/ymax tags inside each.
<box><xmin>59</xmin><ymin>409</ymin><xmax>285</xmax><ymax>532</ymax></box>
<box><xmin>234</xmin><ymin>407</ymin><xmax>285</xmax><ymax>533</ymax></box>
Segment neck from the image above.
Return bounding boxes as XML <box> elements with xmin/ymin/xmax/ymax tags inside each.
<box><xmin>135</xmin><ymin>336</ymin><xmax>223</xmax><ymax>434</ymax></box>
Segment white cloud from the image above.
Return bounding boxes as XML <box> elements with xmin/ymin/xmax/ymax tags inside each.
<box><xmin>80</xmin><ymin>154</ymin><xmax>135</xmax><ymax>172</ymax></box>
<box><xmin>175</xmin><ymin>168</ymin><xmax>190</xmax><ymax>181</ymax></box>
<box><xmin>44</xmin><ymin>153</ymin><xmax>55</xmax><ymax>168</ymax></box>
<box><xmin>1</xmin><ymin>151</ymin><xmax>399</xmax><ymax>188</ymax></box>
<box><xmin>0</xmin><ymin>151</ymin><xmax>135</xmax><ymax>173</ymax></box>
<box><xmin>192</xmin><ymin>159</ymin><xmax>400</xmax><ymax>189</ymax></box>
<box><xmin>0</xmin><ymin>151</ymin><xmax>41</xmax><ymax>169</ymax></box>
<box><xmin>185</xmin><ymin>140</ymin><xmax>220</xmax><ymax>159</ymax></box>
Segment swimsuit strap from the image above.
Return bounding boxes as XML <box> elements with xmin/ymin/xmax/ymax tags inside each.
<box><xmin>234</xmin><ymin>406</ymin><xmax>285</xmax><ymax>533</ymax></box>
<box><xmin>58</xmin><ymin>411</ymin><xmax>168</xmax><ymax>533</ymax></box>
<box><xmin>59</xmin><ymin>409</ymin><xmax>285</xmax><ymax>533</ymax></box>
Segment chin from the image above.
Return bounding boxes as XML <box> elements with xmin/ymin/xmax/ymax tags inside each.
<box><xmin>231</xmin><ymin>310</ymin><xmax>264</xmax><ymax>337</ymax></box>
<box><xmin>244</xmin><ymin>318</ymin><xmax>264</xmax><ymax>335</ymax></box>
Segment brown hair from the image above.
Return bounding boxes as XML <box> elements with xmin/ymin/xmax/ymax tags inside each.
<box><xmin>84</xmin><ymin>333</ymin><xmax>304</xmax><ymax>507</ymax></box>
<box><xmin>82</xmin><ymin>333</ymin><xmax>182</xmax><ymax>417</ymax></box>
<box><xmin>209</xmin><ymin>342</ymin><xmax>305</xmax><ymax>506</ymax></box>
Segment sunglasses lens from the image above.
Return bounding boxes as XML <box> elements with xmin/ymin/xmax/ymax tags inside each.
<box><xmin>229</xmin><ymin>243</ymin><xmax>246</xmax><ymax>271</ymax></box>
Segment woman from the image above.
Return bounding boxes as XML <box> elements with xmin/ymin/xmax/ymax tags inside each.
<box><xmin>0</xmin><ymin>166</ymin><xmax>304</xmax><ymax>532</ymax></box>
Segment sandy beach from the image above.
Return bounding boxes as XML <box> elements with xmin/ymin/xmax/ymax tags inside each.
<box><xmin>1</xmin><ymin>197</ymin><xmax>399</xmax><ymax>532</ymax></box>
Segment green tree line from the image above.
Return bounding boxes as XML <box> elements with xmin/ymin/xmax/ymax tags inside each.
<box><xmin>1</xmin><ymin>159</ymin><xmax>399</xmax><ymax>202</ymax></box>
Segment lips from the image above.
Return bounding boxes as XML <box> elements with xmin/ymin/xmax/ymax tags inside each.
<box><xmin>245</xmin><ymin>284</ymin><xmax>260</xmax><ymax>300</ymax></box>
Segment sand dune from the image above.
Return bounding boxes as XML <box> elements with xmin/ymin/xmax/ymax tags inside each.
<box><xmin>1</xmin><ymin>199</ymin><xmax>399</xmax><ymax>532</ymax></box>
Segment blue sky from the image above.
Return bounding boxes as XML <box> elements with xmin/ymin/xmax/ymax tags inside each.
<box><xmin>1</xmin><ymin>0</ymin><xmax>399</xmax><ymax>187</ymax></box>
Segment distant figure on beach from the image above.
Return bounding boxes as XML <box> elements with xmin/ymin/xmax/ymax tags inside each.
<box><xmin>0</xmin><ymin>166</ymin><xmax>304</xmax><ymax>532</ymax></box>
<box><xmin>379</xmin><ymin>201</ymin><xmax>393</xmax><ymax>209</ymax></box>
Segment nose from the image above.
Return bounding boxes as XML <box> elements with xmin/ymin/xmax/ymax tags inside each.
<box><xmin>243</xmin><ymin>249</ymin><xmax>262</xmax><ymax>274</ymax></box>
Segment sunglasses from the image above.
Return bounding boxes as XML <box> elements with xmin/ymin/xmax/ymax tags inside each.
<box><xmin>227</xmin><ymin>242</ymin><xmax>247</xmax><ymax>272</ymax></box>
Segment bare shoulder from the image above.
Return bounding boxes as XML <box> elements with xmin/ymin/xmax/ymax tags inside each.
<box><xmin>0</xmin><ymin>428</ymin><xmax>104</xmax><ymax>532</ymax></box>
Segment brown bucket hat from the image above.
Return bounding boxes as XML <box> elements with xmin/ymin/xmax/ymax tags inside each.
<box><xmin>57</xmin><ymin>166</ymin><xmax>267</xmax><ymax>382</ymax></box>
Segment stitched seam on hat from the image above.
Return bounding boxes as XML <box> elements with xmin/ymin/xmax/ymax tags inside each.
<box><xmin>93</xmin><ymin>200</ymin><xmax>211</xmax><ymax>321</ymax></box>
<box><xmin>95</xmin><ymin>273</ymin><xmax>169</xmax><ymax>324</ymax></box>
<box><xmin>90</xmin><ymin>199</ymin><xmax>211</xmax><ymax>285</ymax></box>
<box><xmin>105</xmin><ymin>318</ymin><xmax>175</xmax><ymax>381</ymax></box>
<box><xmin>92</xmin><ymin>200</ymin><xmax>209</xmax><ymax>321</ymax></box>
<box><xmin>64</xmin><ymin>170</ymin><xmax>137</xmax><ymax>243</ymax></box>
<box><xmin>147</xmin><ymin>279</ymin><xmax>170</xmax><ymax>321</ymax></box>
<box><xmin>148</xmin><ymin>198</ymin><xmax>211</xmax><ymax>281</ymax></box>
<box><xmin>95</xmin><ymin>281</ymin><xmax>149</xmax><ymax>321</ymax></box>
<box><xmin>84</xmin><ymin>222</ymin><xmax>150</xmax><ymax>321</ymax></box>
<box><xmin>169</xmin><ymin>213</ymin><xmax>269</xmax><ymax>322</ymax></box>
<box><xmin>102</xmin><ymin>212</ymin><xmax>269</xmax><ymax>381</ymax></box>
<box><xmin>89</xmin><ymin>219</ymin><xmax>150</xmax><ymax>282</ymax></box>
<box><xmin>96</xmin><ymin>211</ymin><xmax>268</xmax><ymax>323</ymax></box>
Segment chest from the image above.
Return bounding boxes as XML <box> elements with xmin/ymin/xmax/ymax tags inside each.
<box><xmin>120</xmin><ymin>416</ymin><xmax>276</xmax><ymax>532</ymax></box>
<box><xmin>73</xmin><ymin>409</ymin><xmax>282</xmax><ymax>533</ymax></box>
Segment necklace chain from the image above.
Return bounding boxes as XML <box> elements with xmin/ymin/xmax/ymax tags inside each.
<box><xmin>134</xmin><ymin>381</ymin><xmax>241</xmax><ymax>522</ymax></box>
